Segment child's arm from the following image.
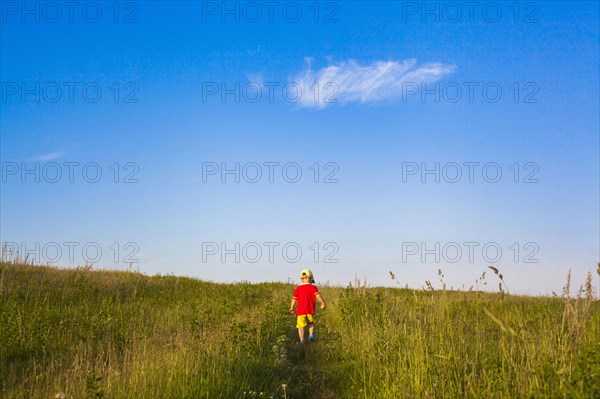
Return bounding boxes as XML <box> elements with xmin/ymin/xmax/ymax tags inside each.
<box><xmin>316</xmin><ymin>293</ymin><xmax>326</xmax><ymax>310</ymax></box>
<box><xmin>289</xmin><ymin>298</ymin><xmax>297</xmax><ymax>314</ymax></box>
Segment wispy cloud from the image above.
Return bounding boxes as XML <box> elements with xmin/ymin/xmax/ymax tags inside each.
<box><xmin>33</xmin><ymin>151</ymin><xmax>65</xmax><ymax>161</ymax></box>
<box><xmin>292</xmin><ymin>58</ymin><xmax>457</xmax><ymax>108</ymax></box>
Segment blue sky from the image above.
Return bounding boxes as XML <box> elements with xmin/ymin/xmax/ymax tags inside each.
<box><xmin>1</xmin><ymin>1</ymin><xmax>598</xmax><ymax>295</ymax></box>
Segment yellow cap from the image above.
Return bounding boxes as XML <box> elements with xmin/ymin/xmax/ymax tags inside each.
<box><xmin>300</xmin><ymin>269</ymin><xmax>313</xmax><ymax>278</ymax></box>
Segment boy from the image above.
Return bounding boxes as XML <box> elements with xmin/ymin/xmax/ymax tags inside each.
<box><xmin>289</xmin><ymin>269</ymin><xmax>326</xmax><ymax>344</ymax></box>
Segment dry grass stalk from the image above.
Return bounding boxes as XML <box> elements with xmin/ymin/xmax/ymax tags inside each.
<box><xmin>488</xmin><ymin>265</ymin><xmax>510</xmax><ymax>294</ymax></box>
<box><xmin>484</xmin><ymin>308</ymin><xmax>517</xmax><ymax>337</ymax></box>
<box><xmin>560</xmin><ymin>269</ymin><xmax>595</xmax><ymax>380</ymax></box>
<box><xmin>584</xmin><ymin>272</ymin><xmax>593</xmax><ymax>301</ymax></box>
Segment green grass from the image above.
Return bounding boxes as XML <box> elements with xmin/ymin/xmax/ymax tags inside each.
<box><xmin>1</xmin><ymin>261</ymin><xmax>598</xmax><ymax>398</ymax></box>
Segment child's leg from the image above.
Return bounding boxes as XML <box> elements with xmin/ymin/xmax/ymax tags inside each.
<box><xmin>308</xmin><ymin>323</ymin><xmax>315</xmax><ymax>337</ymax></box>
<box><xmin>297</xmin><ymin>326</ymin><xmax>305</xmax><ymax>341</ymax></box>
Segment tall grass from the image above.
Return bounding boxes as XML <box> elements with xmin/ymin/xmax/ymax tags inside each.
<box><xmin>329</xmin><ymin>270</ymin><xmax>599</xmax><ymax>399</ymax></box>
<box><xmin>1</xmin><ymin>259</ymin><xmax>598</xmax><ymax>398</ymax></box>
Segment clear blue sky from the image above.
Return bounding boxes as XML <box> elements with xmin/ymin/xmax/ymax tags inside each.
<box><xmin>1</xmin><ymin>1</ymin><xmax>598</xmax><ymax>295</ymax></box>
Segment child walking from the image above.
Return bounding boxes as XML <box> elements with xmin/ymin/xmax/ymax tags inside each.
<box><xmin>289</xmin><ymin>269</ymin><xmax>326</xmax><ymax>344</ymax></box>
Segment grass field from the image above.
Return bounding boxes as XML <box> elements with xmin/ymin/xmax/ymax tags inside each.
<box><xmin>1</xmin><ymin>260</ymin><xmax>598</xmax><ymax>399</ymax></box>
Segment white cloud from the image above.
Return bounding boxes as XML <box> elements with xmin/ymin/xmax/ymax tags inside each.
<box><xmin>34</xmin><ymin>151</ymin><xmax>65</xmax><ymax>161</ymax></box>
<box><xmin>292</xmin><ymin>58</ymin><xmax>457</xmax><ymax>108</ymax></box>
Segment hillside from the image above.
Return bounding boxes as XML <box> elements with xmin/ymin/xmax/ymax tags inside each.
<box><xmin>1</xmin><ymin>261</ymin><xmax>598</xmax><ymax>398</ymax></box>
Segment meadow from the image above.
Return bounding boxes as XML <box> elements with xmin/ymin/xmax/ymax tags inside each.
<box><xmin>1</xmin><ymin>259</ymin><xmax>598</xmax><ymax>399</ymax></box>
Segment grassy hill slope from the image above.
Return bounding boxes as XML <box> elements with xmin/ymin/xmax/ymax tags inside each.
<box><xmin>1</xmin><ymin>262</ymin><xmax>598</xmax><ymax>398</ymax></box>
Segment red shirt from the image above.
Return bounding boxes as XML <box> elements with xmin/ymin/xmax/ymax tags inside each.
<box><xmin>292</xmin><ymin>283</ymin><xmax>319</xmax><ymax>316</ymax></box>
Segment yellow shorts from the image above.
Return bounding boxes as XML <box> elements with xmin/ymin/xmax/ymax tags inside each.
<box><xmin>296</xmin><ymin>314</ymin><xmax>314</xmax><ymax>328</ymax></box>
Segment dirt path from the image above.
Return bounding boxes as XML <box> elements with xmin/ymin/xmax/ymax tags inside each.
<box><xmin>286</xmin><ymin>311</ymin><xmax>342</xmax><ymax>399</ymax></box>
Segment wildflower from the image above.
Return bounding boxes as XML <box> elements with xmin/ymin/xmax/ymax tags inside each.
<box><xmin>55</xmin><ymin>394</ymin><xmax>66</xmax><ymax>399</ymax></box>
